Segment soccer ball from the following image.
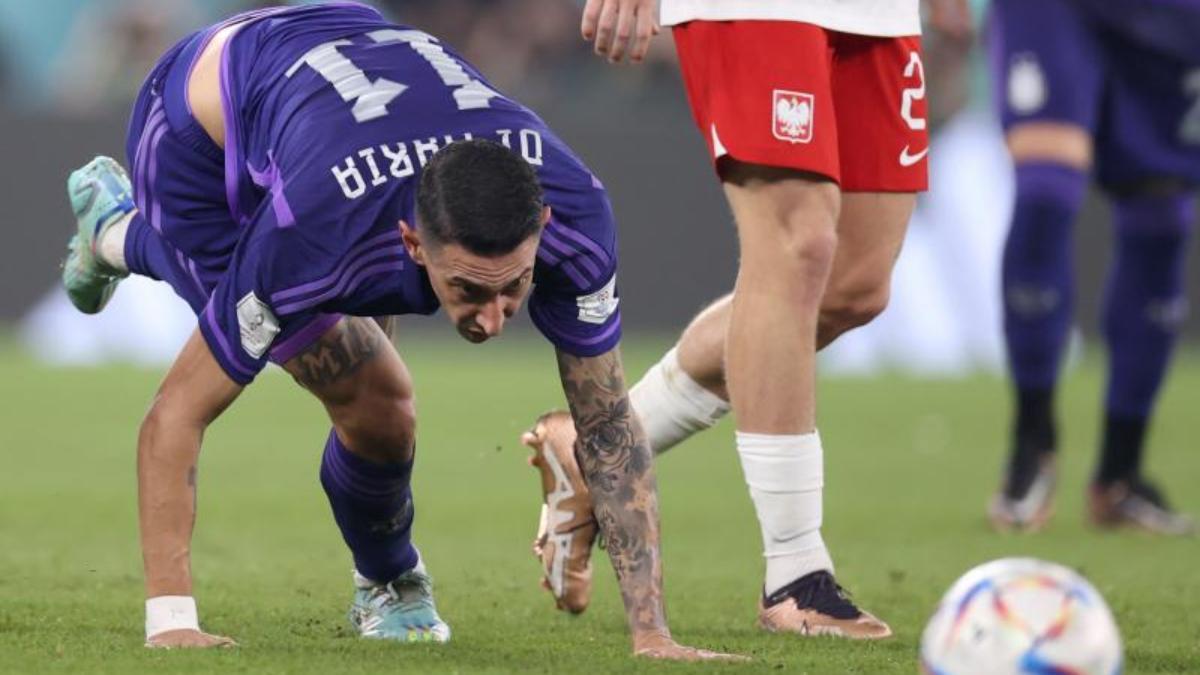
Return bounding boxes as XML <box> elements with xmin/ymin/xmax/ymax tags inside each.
<box><xmin>920</xmin><ymin>558</ymin><xmax>1122</xmax><ymax>675</ymax></box>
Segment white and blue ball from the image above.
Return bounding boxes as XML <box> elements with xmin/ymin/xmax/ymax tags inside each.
<box><xmin>920</xmin><ymin>558</ymin><xmax>1122</xmax><ymax>675</ymax></box>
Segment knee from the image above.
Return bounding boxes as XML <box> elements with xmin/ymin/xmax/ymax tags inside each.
<box><xmin>778</xmin><ymin>218</ymin><xmax>839</xmax><ymax>278</ymax></box>
<box><xmin>739</xmin><ymin>181</ymin><xmax>840</xmax><ymax>277</ymax></box>
<box><xmin>337</xmin><ymin>393</ymin><xmax>417</xmax><ymax>463</ymax></box>
<box><xmin>138</xmin><ymin>398</ymin><xmax>172</xmax><ymax>454</ymax></box>
<box><xmin>820</xmin><ymin>277</ymin><xmax>891</xmax><ymax>341</ymax></box>
<box><xmin>777</xmin><ymin>186</ymin><xmax>840</xmax><ymax>271</ymax></box>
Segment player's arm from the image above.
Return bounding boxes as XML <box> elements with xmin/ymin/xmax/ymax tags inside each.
<box><xmin>139</xmin><ymin>328</ymin><xmax>242</xmax><ymax>648</ymax></box>
<box><xmin>926</xmin><ymin>0</ymin><xmax>974</xmax><ymax>40</ymax></box>
<box><xmin>554</xmin><ymin>346</ymin><xmax>736</xmax><ymax>660</ymax></box>
<box><xmin>581</xmin><ymin>0</ymin><xmax>660</xmax><ymax>64</ymax></box>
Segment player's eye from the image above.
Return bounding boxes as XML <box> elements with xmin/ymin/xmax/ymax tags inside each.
<box><xmin>503</xmin><ymin>274</ymin><xmax>530</xmax><ymax>296</ymax></box>
<box><xmin>455</xmin><ymin>282</ymin><xmax>492</xmax><ymax>303</ymax></box>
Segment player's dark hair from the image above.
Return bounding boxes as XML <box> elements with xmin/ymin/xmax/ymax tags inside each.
<box><xmin>417</xmin><ymin>139</ymin><xmax>544</xmax><ymax>256</ymax></box>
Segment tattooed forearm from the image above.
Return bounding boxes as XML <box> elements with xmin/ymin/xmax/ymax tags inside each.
<box><xmin>285</xmin><ymin>317</ymin><xmax>383</xmax><ymax>389</ymax></box>
<box><xmin>556</xmin><ymin>347</ymin><xmax>669</xmax><ymax>638</ymax></box>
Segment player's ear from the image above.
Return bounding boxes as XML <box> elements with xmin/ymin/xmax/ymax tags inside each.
<box><xmin>539</xmin><ymin>206</ymin><xmax>551</xmax><ymax>228</ymax></box>
<box><xmin>399</xmin><ymin>220</ymin><xmax>426</xmax><ymax>265</ymax></box>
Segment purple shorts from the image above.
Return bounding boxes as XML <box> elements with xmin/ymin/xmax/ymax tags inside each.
<box><xmin>989</xmin><ymin>0</ymin><xmax>1200</xmax><ymax>188</ymax></box>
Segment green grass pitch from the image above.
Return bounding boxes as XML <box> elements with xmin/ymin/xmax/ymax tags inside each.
<box><xmin>1</xmin><ymin>335</ymin><xmax>1197</xmax><ymax>673</ymax></box>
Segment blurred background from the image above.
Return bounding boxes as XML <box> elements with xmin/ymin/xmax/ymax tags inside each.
<box><xmin>0</xmin><ymin>0</ymin><xmax>1196</xmax><ymax>371</ymax></box>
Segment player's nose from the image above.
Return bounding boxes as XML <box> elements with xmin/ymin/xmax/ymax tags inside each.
<box><xmin>477</xmin><ymin>299</ymin><xmax>506</xmax><ymax>337</ymax></box>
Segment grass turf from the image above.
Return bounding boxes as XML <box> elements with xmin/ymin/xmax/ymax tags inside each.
<box><xmin>0</xmin><ymin>335</ymin><xmax>1197</xmax><ymax>673</ymax></box>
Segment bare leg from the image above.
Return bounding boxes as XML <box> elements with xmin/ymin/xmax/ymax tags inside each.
<box><xmin>817</xmin><ymin>192</ymin><xmax>915</xmax><ymax>346</ymax></box>
<box><xmin>637</xmin><ymin>192</ymin><xmax>914</xmax><ymax>432</ymax></box>
<box><xmin>721</xmin><ymin>164</ymin><xmax>838</xmax><ymax>433</ymax></box>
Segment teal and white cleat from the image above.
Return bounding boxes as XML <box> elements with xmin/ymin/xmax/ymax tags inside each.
<box><xmin>63</xmin><ymin>156</ymin><xmax>134</xmax><ymax>314</ymax></box>
<box><xmin>349</xmin><ymin>568</ymin><xmax>451</xmax><ymax>643</ymax></box>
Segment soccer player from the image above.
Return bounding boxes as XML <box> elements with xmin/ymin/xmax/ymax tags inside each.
<box><xmin>987</xmin><ymin>0</ymin><xmax>1197</xmax><ymax>535</ymax></box>
<box><xmin>61</xmin><ymin>3</ymin><xmax>732</xmax><ymax>658</ymax></box>
<box><xmin>522</xmin><ymin>0</ymin><xmax>960</xmax><ymax>639</ymax></box>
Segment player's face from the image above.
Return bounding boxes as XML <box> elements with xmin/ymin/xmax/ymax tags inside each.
<box><xmin>401</xmin><ymin>221</ymin><xmax>541</xmax><ymax>344</ymax></box>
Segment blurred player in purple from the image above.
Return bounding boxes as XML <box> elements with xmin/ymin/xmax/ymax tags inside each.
<box><xmin>60</xmin><ymin>3</ymin><xmax>734</xmax><ymax>659</ymax></box>
<box><xmin>988</xmin><ymin>0</ymin><xmax>1198</xmax><ymax>535</ymax></box>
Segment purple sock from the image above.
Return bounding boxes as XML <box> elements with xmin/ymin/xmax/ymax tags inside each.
<box><xmin>1002</xmin><ymin>163</ymin><xmax>1088</xmax><ymax>390</ymax></box>
<box><xmin>1096</xmin><ymin>194</ymin><xmax>1192</xmax><ymax>482</ymax></box>
<box><xmin>123</xmin><ymin>212</ymin><xmax>210</xmax><ymax>313</ymax></box>
<box><xmin>319</xmin><ymin>430</ymin><xmax>418</xmax><ymax>583</ymax></box>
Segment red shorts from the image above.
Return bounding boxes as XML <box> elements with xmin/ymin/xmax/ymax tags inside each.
<box><xmin>673</xmin><ymin>21</ymin><xmax>929</xmax><ymax>192</ymax></box>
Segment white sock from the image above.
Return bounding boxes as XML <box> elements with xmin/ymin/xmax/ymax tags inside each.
<box><xmin>96</xmin><ymin>211</ymin><xmax>132</xmax><ymax>273</ymax></box>
<box><xmin>629</xmin><ymin>347</ymin><xmax>730</xmax><ymax>454</ymax></box>
<box><xmin>736</xmin><ymin>431</ymin><xmax>834</xmax><ymax>596</ymax></box>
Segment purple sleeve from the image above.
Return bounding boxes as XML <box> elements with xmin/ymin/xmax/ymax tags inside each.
<box><xmin>526</xmin><ymin>137</ymin><xmax>624</xmax><ymax>357</ymax></box>
<box><xmin>527</xmin><ymin>205</ymin><xmax>622</xmax><ymax>357</ymax></box>
<box><xmin>528</xmin><ymin>273</ymin><xmax>622</xmax><ymax>358</ymax></box>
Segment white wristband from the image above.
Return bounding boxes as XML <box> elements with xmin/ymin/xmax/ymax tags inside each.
<box><xmin>145</xmin><ymin>595</ymin><xmax>200</xmax><ymax>639</ymax></box>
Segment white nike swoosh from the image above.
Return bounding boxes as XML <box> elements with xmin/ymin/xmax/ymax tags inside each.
<box><xmin>899</xmin><ymin>146</ymin><xmax>929</xmax><ymax>167</ymax></box>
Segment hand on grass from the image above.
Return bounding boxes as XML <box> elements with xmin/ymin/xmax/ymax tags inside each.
<box><xmin>145</xmin><ymin>628</ymin><xmax>237</xmax><ymax>649</ymax></box>
<box><xmin>633</xmin><ymin>632</ymin><xmax>749</xmax><ymax>662</ymax></box>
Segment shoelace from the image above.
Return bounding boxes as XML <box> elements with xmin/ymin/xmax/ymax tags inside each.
<box><xmin>372</xmin><ymin>574</ymin><xmax>434</xmax><ymax>616</ymax></box>
<box><xmin>769</xmin><ymin>571</ymin><xmax>862</xmax><ymax>620</ymax></box>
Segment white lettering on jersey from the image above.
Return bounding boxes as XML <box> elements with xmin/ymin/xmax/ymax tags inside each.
<box><xmin>331</xmin><ymin>129</ymin><xmax>545</xmax><ymax>200</ymax></box>
<box><xmin>519</xmin><ymin>129</ymin><xmax>544</xmax><ymax>166</ymax></box>
<box><xmin>576</xmin><ymin>275</ymin><xmax>619</xmax><ymax>325</ymax></box>
<box><xmin>380</xmin><ymin>143</ymin><xmax>416</xmax><ymax>178</ymax></box>
<box><xmin>289</xmin><ymin>31</ymin><xmax>500</xmax><ymax>124</ymax></box>
<box><xmin>367</xmin><ymin>29</ymin><xmax>500</xmax><ymax>111</ymax></box>
<box><xmin>236</xmin><ymin>291</ymin><xmax>280</xmax><ymax>358</ymax></box>
<box><xmin>286</xmin><ymin>40</ymin><xmax>407</xmax><ymax>123</ymax></box>
<box><xmin>332</xmin><ymin>157</ymin><xmax>367</xmax><ymax>199</ymax></box>
<box><xmin>414</xmin><ymin>137</ymin><xmax>441</xmax><ymax>167</ymax></box>
<box><xmin>358</xmin><ymin>147</ymin><xmax>389</xmax><ymax>186</ymax></box>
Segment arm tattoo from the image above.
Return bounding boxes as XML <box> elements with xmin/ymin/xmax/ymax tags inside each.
<box><xmin>556</xmin><ymin>348</ymin><xmax>668</xmax><ymax>637</ymax></box>
<box><xmin>286</xmin><ymin>317</ymin><xmax>383</xmax><ymax>389</ymax></box>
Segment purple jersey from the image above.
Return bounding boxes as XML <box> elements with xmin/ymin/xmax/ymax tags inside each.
<box><xmin>126</xmin><ymin>3</ymin><xmax>620</xmax><ymax>384</ymax></box>
<box><xmin>1073</xmin><ymin>0</ymin><xmax>1200</xmax><ymax>63</ymax></box>
<box><xmin>989</xmin><ymin>0</ymin><xmax>1200</xmax><ymax>189</ymax></box>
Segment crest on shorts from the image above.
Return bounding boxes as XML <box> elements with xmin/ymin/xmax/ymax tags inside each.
<box><xmin>773</xmin><ymin>90</ymin><xmax>814</xmax><ymax>144</ymax></box>
<box><xmin>237</xmin><ymin>291</ymin><xmax>280</xmax><ymax>359</ymax></box>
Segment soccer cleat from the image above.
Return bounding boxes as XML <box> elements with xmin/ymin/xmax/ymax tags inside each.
<box><xmin>349</xmin><ymin>568</ymin><xmax>451</xmax><ymax>643</ymax></box>
<box><xmin>759</xmin><ymin>570</ymin><xmax>892</xmax><ymax>639</ymax></box>
<box><xmin>521</xmin><ymin>410</ymin><xmax>598</xmax><ymax>614</ymax></box>
<box><xmin>989</xmin><ymin>452</ymin><xmax>1056</xmax><ymax>532</ymax></box>
<box><xmin>1088</xmin><ymin>478</ymin><xmax>1196</xmax><ymax>536</ymax></box>
<box><xmin>63</xmin><ymin>155</ymin><xmax>134</xmax><ymax>314</ymax></box>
